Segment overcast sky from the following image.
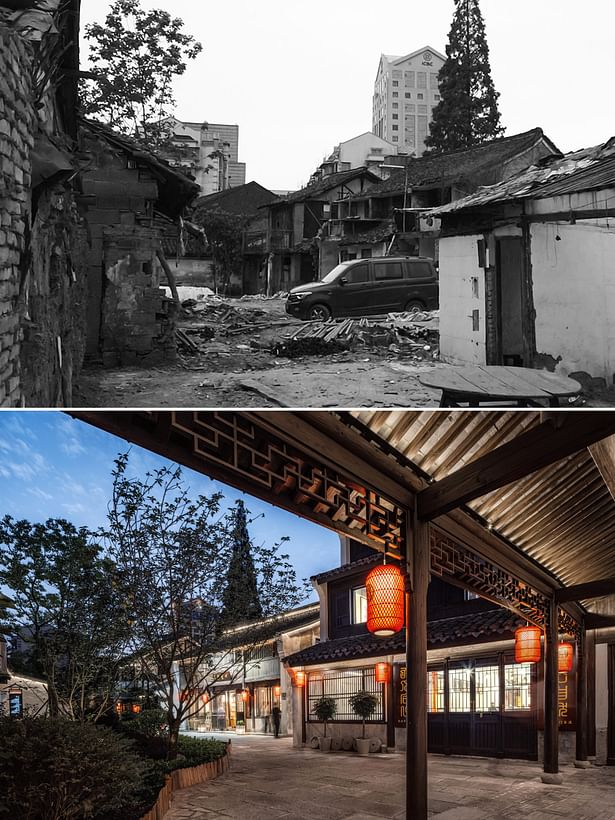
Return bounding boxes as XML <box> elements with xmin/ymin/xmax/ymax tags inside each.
<box><xmin>0</xmin><ymin>412</ymin><xmax>340</xmax><ymax>601</ymax></box>
<box><xmin>79</xmin><ymin>0</ymin><xmax>615</xmax><ymax>191</ymax></box>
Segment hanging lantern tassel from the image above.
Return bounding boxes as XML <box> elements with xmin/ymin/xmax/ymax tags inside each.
<box><xmin>375</xmin><ymin>662</ymin><xmax>391</xmax><ymax>683</ymax></box>
<box><xmin>514</xmin><ymin>625</ymin><xmax>542</xmax><ymax>663</ymax></box>
<box><xmin>558</xmin><ymin>642</ymin><xmax>574</xmax><ymax>673</ymax></box>
<box><xmin>366</xmin><ymin>563</ymin><xmax>405</xmax><ymax>637</ymax></box>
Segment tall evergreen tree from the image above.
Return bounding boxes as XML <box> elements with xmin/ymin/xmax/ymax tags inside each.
<box><xmin>425</xmin><ymin>0</ymin><xmax>504</xmax><ymax>153</ymax></box>
<box><xmin>221</xmin><ymin>500</ymin><xmax>263</xmax><ymax>624</ymax></box>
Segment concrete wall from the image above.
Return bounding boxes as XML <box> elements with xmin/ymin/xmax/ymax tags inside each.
<box><xmin>531</xmin><ymin>220</ymin><xmax>615</xmax><ymax>383</ymax></box>
<box><xmin>439</xmin><ymin>234</ymin><xmax>487</xmax><ymax>364</ymax></box>
<box><xmin>595</xmin><ymin>642</ymin><xmax>608</xmax><ymax>764</ymax></box>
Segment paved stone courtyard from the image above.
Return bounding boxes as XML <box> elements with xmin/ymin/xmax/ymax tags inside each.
<box><xmin>166</xmin><ymin>735</ymin><xmax>615</xmax><ymax>819</ymax></box>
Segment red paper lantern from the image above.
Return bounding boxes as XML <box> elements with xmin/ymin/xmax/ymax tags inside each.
<box><xmin>375</xmin><ymin>662</ymin><xmax>391</xmax><ymax>683</ymax></box>
<box><xmin>273</xmin><ymin>685</ymin><xmax>281</xmax><ymax>698</ymax></box>
<box><xmin>366</xmin><ymin>564</ymin><xmax>405</xmax><ymax>636</ymax></box>
<box><xmin>514</xmin><ymin>626</ymin><xmax>542</xmax><ymax>663</ymax></box>
<box><xmin>131</xmin><ymin>703</ymin><xmax>141</xmax><ymax>714</ymax></box>
<box><xmin>293</xmin><ymin>670</ymin><xmax>306</xmax><ymax>687</ymax></box>
<box><xmin>241</xmin><ymin>689</ymin><xmax>250</xmax><ymax>702</ymax></box>
<box><xmin>558</xmin><ymin>642</ymin><xmax>573</xmax><ymax>673</ymax></box>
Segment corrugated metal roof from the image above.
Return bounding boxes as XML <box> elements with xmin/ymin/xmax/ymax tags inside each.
<box><xmin>429</xmin><ymin>140</ymin><xmax>615</xmax><ymax>215</ymax></box>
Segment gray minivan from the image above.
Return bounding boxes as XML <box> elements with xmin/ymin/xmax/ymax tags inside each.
<box><xmin>285</xmin><ymin>256</ymin><xmax>438</xmax><ymax>321</ymax></box>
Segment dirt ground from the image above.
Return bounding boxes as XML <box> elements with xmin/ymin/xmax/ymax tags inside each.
<box><xmin>74</xmin><ymin>295</ymin><xmax>613</xmax><ymax>409</ymax></box>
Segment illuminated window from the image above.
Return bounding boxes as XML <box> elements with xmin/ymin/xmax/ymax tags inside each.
<box><xmin>448</xmin><ymin>667</ymin><xmax>471</xmax><ymax>712</ymax></box>
<box><xmin>352</xmin><ymin>587</ymin><xmax>368</xmax><ymax>623</ymax></box>
<box><xmin>427</xmin><ymin>669</ymin><xmax>445</xmax><ymax>713</ymax></box>
<box><xmin>505</xmin><ymin>663</ymin><xmax>532</xmax><ymax>711</ymax></box>
<box><xmin>475</xmin><ymin>665</ymin><xmax>499</xmax><ymax>712</ymax></box>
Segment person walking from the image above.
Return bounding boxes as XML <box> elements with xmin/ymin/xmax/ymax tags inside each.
<box><xmin>272</xmin><ymin>705</ymin><xmax>282</xmax><ymax>738</ymax></box>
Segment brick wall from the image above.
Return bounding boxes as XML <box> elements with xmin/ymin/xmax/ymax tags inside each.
<box><xmin>79</xmin><ymin>130</ymin><xmax>177</xmax><ymax>366</ymax></box>
<box><xmin>0</xmin><ymin>27</ymin><xmax>34</xmax><ymax>406</ymax></box>
<box><xmin>0</xmin><ymin>25</ymin><xmax>88</xmax><ymax>407</ymax></box>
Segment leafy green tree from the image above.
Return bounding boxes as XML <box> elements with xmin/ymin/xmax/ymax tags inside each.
<box><xmin>192</xmin><ymin>206</ymin><xmax>248</xmax><ymax>295</ymax></box>
<box><xmin>103</xmin><ymin>453</ymin><xmax>308</xmax><ymax>759</ymax></box>
<box><xmin>425</xmin><ymin>0</ymin><xmax>504</xmax><ymax>153</ymax></box>
<box><xmin>220</xmin><ymin>500</ymin><xmax>262</xmax><ymax>626</ymax></box>
<box><xmin>0</xmin><ymin>517</ymin><xmax>132</xmax><ymax>722</ymax></box>
<box><xmin>80</xmin><ymin>0</ymin><xmax>202</xmax><ymax>149</ymax></box>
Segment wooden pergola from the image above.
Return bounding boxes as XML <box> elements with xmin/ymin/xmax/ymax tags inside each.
<box><xmin>71</xmin><ymin>410</ymin><xmax>615</xmax><ymax>818</ymax></box>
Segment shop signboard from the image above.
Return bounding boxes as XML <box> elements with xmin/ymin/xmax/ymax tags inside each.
<box><xmin>393</xmin><ymin>663</ymin><xmax>407</xmax><ymax>729</ymax></box>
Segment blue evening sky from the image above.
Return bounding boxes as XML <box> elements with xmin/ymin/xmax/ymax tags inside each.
<box><xmin>0</xmin><ymin>412</ymin><xmax>341</xmax><ymax>601</ymax></box>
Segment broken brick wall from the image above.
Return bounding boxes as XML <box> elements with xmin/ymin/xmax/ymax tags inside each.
<box><xmin>0</xmin><ymin>26</ymin><xmax>34</xmax><ymax>406</ymax></box>
<box><xmin>0</xmin><ymin>25</ymin><xmax>88</xmax><ymax>407</ymax></box>
<box><xmin>78</xmin><ymin>129</ymin><xmax>177</xmax><ymax>366</ymax></box>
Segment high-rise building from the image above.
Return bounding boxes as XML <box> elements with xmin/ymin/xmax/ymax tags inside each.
<box><xmin>164</xmin><ymin>118</ymin><xmax>247</xmax><ymax>195</ymax></box>
<box><xmin>372</xmin><ymin>46</ymin><xmax>446</xmax><ymax>156</ymax></box>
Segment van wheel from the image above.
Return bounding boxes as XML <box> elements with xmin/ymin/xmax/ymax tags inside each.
<box><xmin>404</xmin><ymin>299</ymin><xmax>425</xmax><ymax>313</ymax></box>
<box><xmin>308</xmin><ymin>304</ymin><xmax>332</xmax><ymax>321</ymax></box>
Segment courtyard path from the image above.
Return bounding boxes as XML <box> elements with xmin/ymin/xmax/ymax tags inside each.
<box><xmin>165</xmin><ymin>735</ymin><xmax>615</xmax><ymax>819</ymax></box>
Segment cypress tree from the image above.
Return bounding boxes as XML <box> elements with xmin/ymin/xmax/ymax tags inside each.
<box><xmin>425</xmin><ymin>0</ymin><xmax>504</xmax><ymax>153</ymax></box>
<box><xmin>220</xmin><ymin>500</ymin><xmax>262</xmax><ymax>624</ymax></box>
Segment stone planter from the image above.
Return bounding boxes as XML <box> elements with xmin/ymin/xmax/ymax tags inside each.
<box><xmin>319</xmin><ymin>736</ymin><xmax>332</xmax><ymax>752</ymax></box>
<box><xmin>355</xmin><ymin>738</ymin><xmax>371</xmax><ymax>756</ymax></box>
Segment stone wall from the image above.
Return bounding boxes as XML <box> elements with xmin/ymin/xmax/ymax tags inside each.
<box><xmin>0</xmin><ymin>26</ymin><xmax>34</xmax><ymax>406</ymax></box>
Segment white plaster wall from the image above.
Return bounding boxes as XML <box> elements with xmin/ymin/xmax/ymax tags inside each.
<box><xmin>339</xmin><ymin>133</ymin><xmax>396</xmax><ymax>168</ymax></box>
<box><xmin>439</xmin><ymin>234</ymin><xmax>486</xmax><ymax>364</ymax></box>
<box><xmin>531</xmin><ymin>221</ymin><xmax>615</xmax><ymax>382</ymax></box>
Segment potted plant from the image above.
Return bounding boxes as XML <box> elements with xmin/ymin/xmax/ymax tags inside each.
<box><xmin>312</xmin><ymin>696</ymin><xmax>337</xmax><ymax>751</ymax></box>
<box><xmin>349</xmin><ymin>691</ymin><xmax>379</xmax><ymax>755</ymax></box>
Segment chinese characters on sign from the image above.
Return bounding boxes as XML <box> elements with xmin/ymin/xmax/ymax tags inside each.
<box><xmin>393</xmin><ymin>663</ymin><xmax>407</xmax><ymax>728</ymax></box>
<box><xmin>558</xmin><ymin>670</ymin><xmax>576</xmax><ymax>731</ymax></box>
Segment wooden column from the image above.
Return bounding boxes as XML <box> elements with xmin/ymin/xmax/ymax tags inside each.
<box><xmin>575</xmin><ymin>626</ymin><xmax>589</xmax><ymax>765</ymax></box>
<box><xmin>586</xmin><ymin>629</ymin><xmax>596</xmax><ymax>758</ymax></box>
<box><xmin>406</xmin><ymin>509</ymin><xmax>429</xmax><ymax>818</ymax></box>
<box><xmin>542</xmin><ymin>597</ymin><xmax>561</xmax><ymax>781</ymax></box>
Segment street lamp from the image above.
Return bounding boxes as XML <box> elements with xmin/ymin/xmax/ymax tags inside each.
<box><xmin>379</xmin><ymin>162</ymin><xmax>410</xmax><ymax>232</ymax></box>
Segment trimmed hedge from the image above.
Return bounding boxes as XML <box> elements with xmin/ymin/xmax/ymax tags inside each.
<box><xmin>0</xmin><ymin>715</ymin><xmax>228</xmax><ymax>820</ymax></box>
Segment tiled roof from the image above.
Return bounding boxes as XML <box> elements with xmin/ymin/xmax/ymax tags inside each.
<box><xmin>360</xmin><ymin>129</ymin><xmax>560</xmax><ymax>198</ymax></box>
<box><xmin>339</xmin><ymin>219</ymin><xmax>396</xmax><ymax>247</ymax></box>
<box><xmin>216</xmin><ymin>602</ymin><xmax>320</xmax><ymax>650</ymax></box>
<box><xmin>428</xmin><ymin>138</ymin><xmax>615</xmax><ymax>216</ymax></box>
<box><xmin>269</xmin><ymin>168</ymin><xmax>380</xmax><ymax>206</ymax></box>
<box><xmin>194</xmin><ymin>181</ymin><xmax>277</xmax><ymax>216</ymax></box>
<box><xmin>283</xmin><ymin>608</ymin><xmax>523</xmax><ymax>667</ymax></box>
<box><xmin>312</xmin><ymin>554</ymin><xmax>382</xmax><ymax>584</ymax></box>
<box><xmin>80</xmin><ymin>117</ymin><xmax>200</xmax><ymax>216</ymax></box>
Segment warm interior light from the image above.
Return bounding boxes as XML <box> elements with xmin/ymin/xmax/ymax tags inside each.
<box><xmin>241</xmin><ymin>689</ymin><xmax>250</xmax><ymax>702</ymax></box>
<box><xmin>366</xmin><ymin>563</ymin><xmax>405</xmax><ymax>636</ymax></box>
<box><xmin>131</xmin><ymin>703</ymin><xmax>141</xmax><ymax>714</ymax></box>
<box><xmin>293</xmin><ymin>670</ymin><xmax>306</xmax><ymax>687</ymax></box>
<box><xmin>375</xmin><ymin>662</ymin><xmax>391</xmax><ymax>683</ymax></box>
<box><xmin>515</xmin><ymin>626</ymin><xmax>542</xmax><ymax>663</ymax></box>
<box><xmin>273</xmin><ymin>685</ymin><xmax>281</xmax><ymax>698</ymax></box>
<box><xmin>558</xmin><ymin>642</ymin><xmax>573</xmax><ymax>673</ymax></box>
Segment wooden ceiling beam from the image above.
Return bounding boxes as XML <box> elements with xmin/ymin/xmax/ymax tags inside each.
<box><xmin>584</xmin><ymin>613</ymin><xmax>615</xmax><ymax>630</ymax></box>
<box><xmin>417</xmin><ymin>413</ymin><xmax>615</xmax><ymax>521</ymax></box>
<box><xmin>555</xmin><ymin>577</ymin><xmax>615</xmax><ymax>603</ymax></box>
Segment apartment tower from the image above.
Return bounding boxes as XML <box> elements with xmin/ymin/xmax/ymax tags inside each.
<box><xmin>372</xmin><ymin>46</ymin><xmax>446</xmax><ymax>156</ymax></box>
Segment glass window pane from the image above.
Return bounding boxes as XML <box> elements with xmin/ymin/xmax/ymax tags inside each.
<box><xmin>427</xmin><ymin>669</ymin><xmax>445</xmax><ymax>713</ymax></box>
<box><xmin>448</xmin><ymin>667</ymin><xmax>471</xmax><ymax>712</ymax></box>
<box><xmin>475</xmin><ymin>665</ymin><xmax>499</xmax><ymax>712</ymax></box>
<box><xmin>352</xmin><ymin>586</ymin><xmax>367</xmax><ymax>623</ymax></box>
<box><xmin>505</xmin><ymin>663</ymin><xmax>532</xmax><ymax>711</ymax></box>
<box><xmin>374</xmin><ymin>262</ymin><xmax>404</xmax><ymax>280</ymax></box>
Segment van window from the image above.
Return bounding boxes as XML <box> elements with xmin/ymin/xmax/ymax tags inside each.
<box><xmin>374</xmin><ymin>261</ymin><xmax>404</xmax><ymax>280</ymax></box>
<box><xmin>407</xmin><ymin>261</ymin><xmax>433</xmax><ymax>279</ymax></box>
<box><xmin>345</xmin><ymin>264</ymin><xmax>370</xmax><ymax>284</ymax></box>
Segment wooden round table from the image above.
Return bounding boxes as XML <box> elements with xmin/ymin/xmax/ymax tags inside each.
<box><xmin>418</xmin><ymin>365</ymin><xmax>582</xmax><ymax>407</ymax></box>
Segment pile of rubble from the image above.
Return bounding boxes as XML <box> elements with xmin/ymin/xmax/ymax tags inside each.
<box><xmin>272</xmin><ymin>311</ymin><xmax>439</xmax><ymax>361</ymax></box>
